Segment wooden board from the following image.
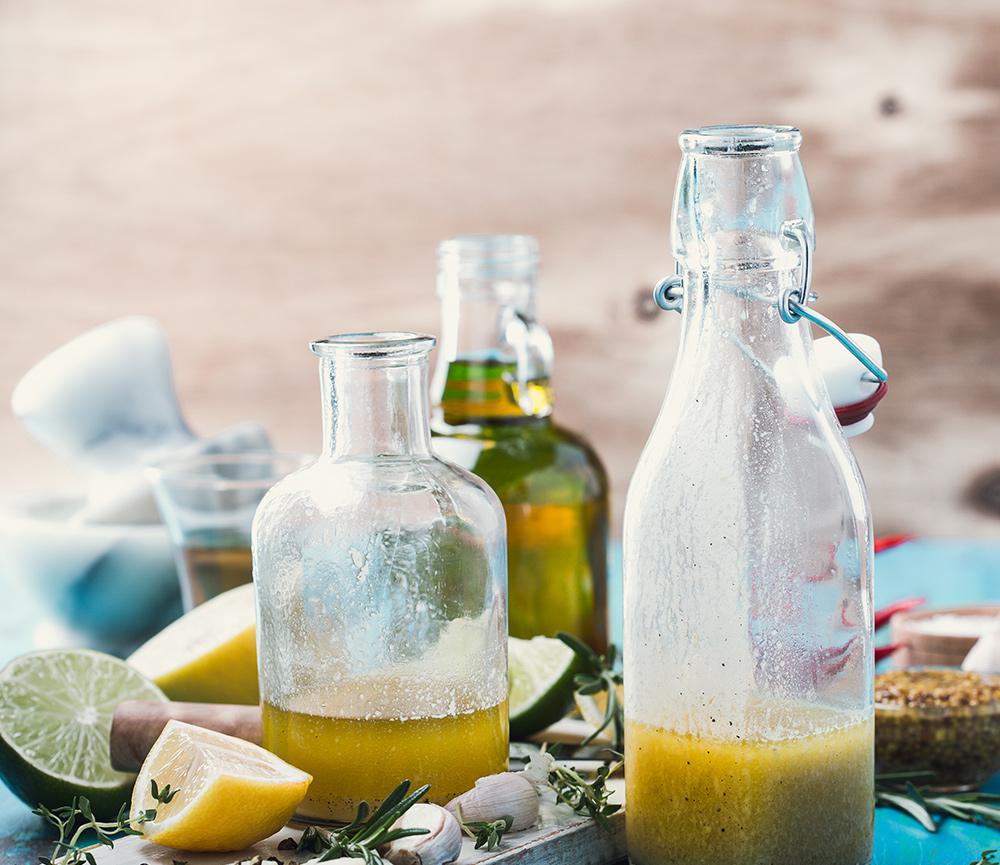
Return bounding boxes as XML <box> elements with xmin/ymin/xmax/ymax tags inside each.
<box><xmin>91</xmin><ymin>783</ymin><xmax>626</xmax><ymax>865</ymax></box>
<box><xmin>3</xmin><ymin>0</ymin><xmax>1000</xmax><ymax>542</ymax></box>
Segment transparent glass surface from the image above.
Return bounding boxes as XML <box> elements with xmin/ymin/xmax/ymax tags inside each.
<box><xmin>431</xmin><ymin>236</ymin><xmax>609</xmax><ymax>651</ymax></box>
<box><xmin>149</xmin><ymin>452</ymin><xmax>308</xmax><ymax>609</ymax></box>
<box><xmin>623</xmin><ymin>127</ymin><xmax>874</xmax><ymax>865</ymax></box>
<box><xmin>253</xmin><ymin>332</ymin><xmax>508</xmax><ymax>824</ymax></box>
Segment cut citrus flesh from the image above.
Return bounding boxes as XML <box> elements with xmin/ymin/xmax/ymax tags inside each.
<box><xmin>0</xmin><ymin>649</ymin><xmax>165</xmax><ymax>818</ymax></box>
<box><xmin>574</xmin><ymin>684</ymin><xmax>623</xmax><ymax>743</ymax></box>
<box><xmin>133</xmin><ymin>719</ymin><xmax>311</xmax><ymax>852</ymax></box>
<box><xmin>508</xmin><ymin>636</ymin><xmax>579</xmax><ymax>739</ymax></box>
<box><xmin>128</xmin><ymin>583</ymin><xmax>258</xmax><ymax>705</ymax></box>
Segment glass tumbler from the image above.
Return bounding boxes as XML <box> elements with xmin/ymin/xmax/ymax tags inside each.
<box><xmin>149</xmin><ymin>452</ymin><xmax>308</xmax><ymax>609</ymax></box>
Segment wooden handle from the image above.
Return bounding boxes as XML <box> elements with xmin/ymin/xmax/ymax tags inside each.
<box><xmin>110</xmin><ymin>701</ymin><xmax>262</xmax><ymax>772</ymax></box>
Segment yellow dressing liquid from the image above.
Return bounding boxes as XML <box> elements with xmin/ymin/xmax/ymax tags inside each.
<box><xmin>262</xmin><ymin>698</ymin><xmax>508</xmax><ymax>824</ymax></box>
<box><xmin>626</xmin><ymin>710</ymin><xmax>873</xmax><ymax>865</ymax></box>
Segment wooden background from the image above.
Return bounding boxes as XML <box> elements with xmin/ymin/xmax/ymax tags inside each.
<box><xmin>2</xmin><ymin>0</ymin><xmax>999</xmax><ymax>538</ymax></box>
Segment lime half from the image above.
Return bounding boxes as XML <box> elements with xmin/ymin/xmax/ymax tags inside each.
<box><xmin>508</xmin><ymin>636</ymin><xmax>580</xmax><ymax>739</ymax></box>
<box><xmin>0</xmin><ymin>649</ymin><xmax>166</xmax><ymax>818</ymax></box>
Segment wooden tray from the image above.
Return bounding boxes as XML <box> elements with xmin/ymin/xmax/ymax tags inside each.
<box><xmin>92</xmin><ymin>781</ymin><xmax>626</xmax><ymax>865</ymax></box>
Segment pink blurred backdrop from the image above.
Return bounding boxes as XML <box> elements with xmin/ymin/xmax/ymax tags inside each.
<box><xmin>2</xmin><ymin>0</ymin><xmax>999</xmax><ymax>537</ymax></box>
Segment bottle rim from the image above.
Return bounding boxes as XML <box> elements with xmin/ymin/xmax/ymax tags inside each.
<box><xmin>147</xmin><ymin>450</ymin><xmax>312</xmax><ymax>490</ymax></box>
<box><xmin>310</xmin><ymin>331</ymin><xmax>436</xmax><ymax>359</ymax></box>
<box><xmin>437</xmin><ymin>234</ymin><xmax>539</xmax><ymax>287</ymax></box>
<box><xmin>679</xmin><ymin>125</ymin><xmax>802</xmax><ymax>155</ymax></box>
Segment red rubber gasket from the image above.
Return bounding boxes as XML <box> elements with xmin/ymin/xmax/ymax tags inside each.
<box><xmin>835</xmin><ymin>380</ymin><xmax>888</xmax><ymax>427</ymax></box>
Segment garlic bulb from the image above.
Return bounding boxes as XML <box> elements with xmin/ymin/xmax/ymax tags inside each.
<box><xmin>382</xmin><ymin>803</ymin><xmax>462</xmax><ymax>865</ymax></box>
<box><xmin>445</xmin><ymin>772</ymin><xmax>540</xmax><ymax>831</ymax></box>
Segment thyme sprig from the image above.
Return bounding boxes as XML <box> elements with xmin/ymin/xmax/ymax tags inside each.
<box><xmin>875</xmin><ymin>772</ymin><xmax>1000</xmax><ymax>833</ymax></box>
<box><xmin>34</xmin><ymin>780</ymin><xmax>179</xmax><ymax>865</ymax></box>
<box><xmin>296</xmin><ymin>780</ymin><xmax>430</xmax><ymax>865</ymax></box>
<box><xmin>460</xmin><ymin>814</ymin><xmax>513</xmax><ymax>851</ymax></box>
<box><xmin>542</xmin><ymin>747</ymin><xmax>622</xmax><ymax>830</ymax></box>
<box><xmin>557</xmin><ymin>632</ymin><xmax>624</xmax><ymax>751</ymax></box>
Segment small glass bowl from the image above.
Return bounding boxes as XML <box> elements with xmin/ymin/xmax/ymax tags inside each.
<box><xmin>875</xmin><ymin>668</ymin><xmax>1000</xmax><ymax>792</ymax></box>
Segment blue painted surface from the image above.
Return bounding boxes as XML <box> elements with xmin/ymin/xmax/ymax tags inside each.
<box><xmin>2</xmin><ymin>538</ymin><xmax>998</xmax><ymax>863</ymax></box>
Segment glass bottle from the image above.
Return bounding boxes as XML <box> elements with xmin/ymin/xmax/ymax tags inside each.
<box><xmin>253</xmin><ymin>332</ymin><xmax>508</xmax><ymax>824</ymax></box>
<box><xmin>623</xmin><ymin>127</ymin><xmax>874</xmax><ymax>865</ymax></box>
<box><xmin>430</xmin><ymin>235</ymin><xmax>609</xmax><ymax>650</ymax></box>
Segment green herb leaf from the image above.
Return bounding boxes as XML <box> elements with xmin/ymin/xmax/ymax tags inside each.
<box><xmin>875</xmin><ymin>773</ymin><xmax>1000</xmax><ymax>833</ymax></box>
<box><xmin>543</xmin><ymin>747</ymin><xmax>622</xmax><ymax>831</ymax></box>
<box><xmin>461</xmin><ymin>814</ymin><xmax>513</xmax><ymax>850</ymax></box>
<box><xmin>557</xmin><ymin>632</ymin><xmax>624</xmax><ymax>751</ymax></box>
<box><xmin>296</xmin><ymin>780</ymin><xmax>431</xmax><ymax>863</ymax></box>
<box><xmin>35</xmin><ymin>779</ymin><xmax>176</xmax><ymax>865</ymax></box>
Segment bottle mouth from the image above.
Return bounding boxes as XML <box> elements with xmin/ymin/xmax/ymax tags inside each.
<box><xmin>679</xmin><ymin>125</ymin><xmax>802</xmax><ymax>156</ymax></box>
<box><xmin>437</xmin><ymin>234</ymin><xmax>539</xmax><ymax>285</ymax></box>
<box><xmin>310</xmin><ymin>331</ymin><xmax>436</xmax><ymax>359</ymax></box>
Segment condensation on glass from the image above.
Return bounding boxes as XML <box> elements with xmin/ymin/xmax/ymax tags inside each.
<box><xmin>623</xmin><ymin>127</ymin><xmax>874</xmax><ymax>865</ymax></box>
<box><xmin>253</xmin><ymin>332</ymin><xmax>509</xmax><ymax>824</ymax></box>
<box><xmin>430</xmin><ymin>236</ymin><xmax>610</xmax><ymax>651</ymax></box>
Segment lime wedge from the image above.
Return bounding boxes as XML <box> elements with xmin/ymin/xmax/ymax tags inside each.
<box><xmin>508</xmin><ymin>636</ymin><xmax>579</xmax><ymax>739</ymax></box>
<box><xmin>0</xmin><ymin>649</ymin><xmax>166</xmax><ymax>818</ymax></box>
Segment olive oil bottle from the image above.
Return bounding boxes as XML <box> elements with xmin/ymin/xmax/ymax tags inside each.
<box><xmin>431</xmin><ymin>235</ymin><xmax>609</xmax><ymax>650</ymax></box>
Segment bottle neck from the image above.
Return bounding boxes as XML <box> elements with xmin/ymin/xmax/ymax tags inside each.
<box><xmin>320</xmin><ymin>355</ymin><xmax>433</xmax><ymax>458</ymax></box>
<box><xmin>431</xmin><ymin>282</ymin><xmax>554</xmax><ymax>426</ymax></box>
<box><xmin>675</xmin><ymin>265</ymin><xmax>824</xmax><ymax>407</ymax></box>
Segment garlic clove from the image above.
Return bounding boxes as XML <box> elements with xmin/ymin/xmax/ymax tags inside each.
<box><xmin>445</xmin><ymin>772</ymin><xmax>540</xmax><ymax>832</ymax></box>
<box><xmin>382</xmin><ymin>802</ymin><xmax>462</xmax><ymax>865</ymax></box>
<box><xmin>521</xmin><ymin>751</ymin><xmax>555</xmax><ymax>788</ymax></box>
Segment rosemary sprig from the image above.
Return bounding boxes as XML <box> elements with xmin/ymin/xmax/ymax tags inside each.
<box><xmin>557</xmin><ymin>632</ymin><xmax>624</xmax><ymax>751</ymax></box>
<box><xmin>460</xmin><ymin>814</ymin><xmax>513</xmax><ymax>851</ymax></box>
<box><xmin>544</xmin><ymin>749</ymin><xmax>622</xmax><ymax>830</ymax></box>
<box><xmin>875</xmin><ymin>772</ymin><xmax>1000</xmax><ymax>833</ymax></box>
<box><xmin>296</xmin><ymin>780</ymin><xmax>430</xmax><ymax>865</ymax></box>
<box><xmin>972</xmin><ymin>851</ymin><xmax>999</xmax><ymax>865</ymax></box>
<box><xmin>34</xmin><ymin>780</ymin><xmax>179</xmax><ymax>865</ymax></box>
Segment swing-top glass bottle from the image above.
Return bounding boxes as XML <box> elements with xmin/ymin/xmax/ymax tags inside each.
<box><xmin>624</xmin><ymin>127</ymin><xmax>874</xmax><ymax>865</ymax></box>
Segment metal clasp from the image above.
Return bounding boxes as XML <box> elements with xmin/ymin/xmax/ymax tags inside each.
<box><xmin>651</xmin><ymin>223</ymin><xmax>888</xmax><ymax>384</ymax></box>
<box><xmin>780</xmin><ymin>221</ymin><xmax>888</xmax><ymax>383</ymax></box>
<box><xmin>652</xmin><ymin>268</ymin><xmax>684</xmax><ymax>313</ymax></box>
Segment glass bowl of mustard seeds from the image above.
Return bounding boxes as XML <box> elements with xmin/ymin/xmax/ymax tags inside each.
<box><xmin>875</xmin><ymin>668</ymin><xmax>1000</xmax><ymax>791</ymax></box>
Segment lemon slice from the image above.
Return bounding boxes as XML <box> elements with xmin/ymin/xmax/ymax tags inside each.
<box><xmin>132</xmin><ymin>720</ymin><xmax>311</xmax><ymax>852</ymax></box>
<box><xmin>128</xmin><ymin>583</ymin><xmax>258</xmax><ymax>705</ymax></box>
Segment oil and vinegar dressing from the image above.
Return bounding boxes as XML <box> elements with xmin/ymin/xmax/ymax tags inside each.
<box><xmin>626</xmin><ymin>706</ymin><xmax>874</xmax><ymax>865</ymax></box>
<box><xmin>262</xmin><ymin>683</ymin><xmax>508</xmax><ymax>823</ymax></box>
<box><xmin>434</xmin><ymin>358</ymin><xmax>608</xmax><ymax>649</ymax></box>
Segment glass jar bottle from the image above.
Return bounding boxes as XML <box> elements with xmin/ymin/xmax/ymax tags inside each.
<box><xmin>254</xmin><ymin>332</ymin><xmax>508</xmax><ymax>824</ymax></box>
<box><xmin>430</xmin><ymin>235</ymin><xmax>609</xmax><ymax>651</ymax></box>
<box><xmin>623</xmin><ymin>127</ymin><xmax>874</xmax><ymax>865</ymax></box>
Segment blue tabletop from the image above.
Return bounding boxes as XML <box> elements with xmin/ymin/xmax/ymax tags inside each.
<box><xmin>2</xmin><ymin>538</ymin><xmax>999</xmax><ymax>863</ymax></box>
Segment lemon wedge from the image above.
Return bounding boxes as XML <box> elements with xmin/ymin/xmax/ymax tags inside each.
<box><xmin>128</xmin><ymin>583</ymin><xmax>259</xmax><ymax>705</ymax></box>
<box><xmin>132</xmin><ymin>719</ymin><xmax>311</xmax><ymax>852</ymax></box>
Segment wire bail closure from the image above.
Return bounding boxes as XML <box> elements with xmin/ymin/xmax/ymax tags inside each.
<box><xmin>652</xmin><ymin>221</ymin><xmax>888</xmax><ymax>383</ymax></box>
